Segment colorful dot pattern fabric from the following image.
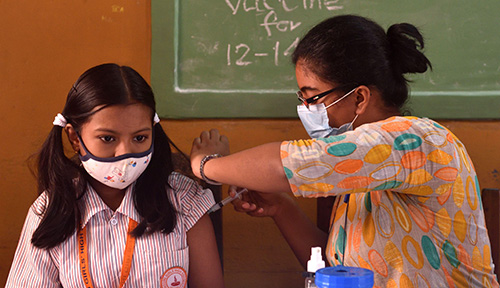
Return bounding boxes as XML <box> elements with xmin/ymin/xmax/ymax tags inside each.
<box><xmin>281</xmin><ymin>116</ymin><xmax>499</xmax><ymax>288</ymax></box>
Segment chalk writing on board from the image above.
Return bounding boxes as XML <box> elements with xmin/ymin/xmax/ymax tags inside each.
<box><xmin>227</xmin><ymin>38</ymin><xmax>299</xmax><ymax>66</ymax></box>
<box><xmin>222</xmin><ymin>0</ymin><xmax>343</xmax><ymax>68</ymax></box>
<box><xmin>174</xmin><ymin>0</ymin><xmax>349</xmax><ymax>91</ymax></box>
<box><xmin>224</xmin><ymin>0</ymin><xmax>344</xmax><ymax>15</ymax></box>
<box><xmin>260</xmin><ymin>10</ymin><xmax>302</xmax><ymax>37</ymax></box>
<box><xmin>154</xmin><ymin>0</ymin><xmax>500</xmax><ymax>118</ymax></box>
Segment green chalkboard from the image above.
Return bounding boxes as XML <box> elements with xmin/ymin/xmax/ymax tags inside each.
<box><xmin>152</xmin><ymin>0</ymin><xmax>500</xmax><ymax>119</ymax></box>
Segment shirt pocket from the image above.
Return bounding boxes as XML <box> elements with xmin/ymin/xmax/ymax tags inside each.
<box><xmin>139</xmin><ymin>246</ymin><xmax>189</xmax><ymax>282</ymax></box>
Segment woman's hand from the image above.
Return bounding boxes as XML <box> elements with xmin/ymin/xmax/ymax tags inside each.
<box><xmin>190</xmin><ymin>129</ymin><xmax>230</xmax><ymax>178</ymax></box>
<box><xmin>228</xmin><ymin>185</ymin><xmax>295</xmax><ymax>219</ymax></box>
<box><xmin>228</xmin><ymin>184</ymin><xmax>328</xmax><ymax>268</ymax></box>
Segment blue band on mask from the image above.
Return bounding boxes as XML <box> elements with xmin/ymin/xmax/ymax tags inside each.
<box><xmin>77</xmin><ymin>133</ymin><xmax>154</xmax><ymax>163</ymax></box>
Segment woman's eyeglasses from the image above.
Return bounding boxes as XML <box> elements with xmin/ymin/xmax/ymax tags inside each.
<box><xmin>296</xmin><ymin>84</ymin><xmax>358</xmax><ymax>109</ymax></box>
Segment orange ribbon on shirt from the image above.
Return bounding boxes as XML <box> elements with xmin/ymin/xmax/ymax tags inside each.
<box><xmin>79</xmin><ymin>218</ymin><xmax>138</xmax><ymax>288</ymax></box>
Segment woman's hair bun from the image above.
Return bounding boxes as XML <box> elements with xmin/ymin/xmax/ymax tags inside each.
<box><xmin>387</xmin><ymin>23</ymin><xmax>432</xmax><ymax>75</ymax></box>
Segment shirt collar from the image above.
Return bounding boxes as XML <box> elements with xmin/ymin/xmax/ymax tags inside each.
<box><xmin>79</xmin><ymin>184</ymin><xmax>141</xmax><ymax>229</ymax></box>
<box><xmin>116</xmin><ymin>184</ymin><xmax>141</xmax><ymax>223</ymax></box>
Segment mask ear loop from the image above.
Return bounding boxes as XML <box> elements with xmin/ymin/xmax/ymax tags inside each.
<box><xmin>324</xmin><ymin>88</ymin><xmax>357</xmax><ymax>109</ymax></box>
<box><xmin>347</xmin><ymin>114</ymin><xmax>359</xmax><ymax>131</ymax></box>
<box><xmin>75</xmin><ymin>133</ymin><xmax>93</xmax><ymax>159</ymax></box>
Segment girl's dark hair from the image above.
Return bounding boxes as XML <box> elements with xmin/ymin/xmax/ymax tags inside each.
<box><xmin>31</xmin><ymin>63</ymin><xmax>182</xmax><ymax>248</ymax></box>
<box><xmin>292</xmin><ymin>14</ymin><xmax>432</xmax><ymax>110</ymax></box>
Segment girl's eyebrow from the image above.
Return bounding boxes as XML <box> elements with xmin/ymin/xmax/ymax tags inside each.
<box><xmin>132</xmin><ymin>128</ymin><xmax>153</xmax><ymax>134</ymax></box>
<box><xmin>94</xmin><ymin>127</ymin><xmax>152</xmax><ymax>134</ymax></box>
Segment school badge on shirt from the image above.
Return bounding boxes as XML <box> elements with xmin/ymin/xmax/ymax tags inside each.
<box><xmin>161</xmin><ymin>267</ymin><xmax>187</xmax><ymax>288</ymax></box>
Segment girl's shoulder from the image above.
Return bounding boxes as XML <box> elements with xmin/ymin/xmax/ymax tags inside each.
<box><xmin>28</xmin><ymin>192</ymin><xmax>49</xmax><ymax>219</ymax></box>
<box><xmin>167</xmin><ymin>172</ymin><xmax>214</xmax><ymax>205</ymax></box>
<box><xmin>167</xmin><ymin>172</ymin><xmax>203</xmax><ymax>194</ymax></box>
<box><xmin>167</xmin><ymin>172</ymin><xmax>215</xmax><ymax>222</ymax></box>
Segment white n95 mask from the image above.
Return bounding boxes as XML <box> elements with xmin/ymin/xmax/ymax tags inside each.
<box><xmin>78</xmin><ymin>137</ymin><xmax>153</xmax><ymax>190</ymax></box>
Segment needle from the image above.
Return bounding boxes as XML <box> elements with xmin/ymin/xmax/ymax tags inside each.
<box><xmin>208</xmin><ymin>188</ymin><xmax>248</xmax><ymax>213</ymax></box>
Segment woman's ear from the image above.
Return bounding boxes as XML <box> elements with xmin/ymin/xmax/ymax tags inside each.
<box><xmin>64</xmin><ymin>124</ymin><xmax>81</xmax><ymax>153</ymax></box>
<box><xmin>354</xmin><ymin>85</ymin><xmax>371</xmax><ymax>115</ymax></box>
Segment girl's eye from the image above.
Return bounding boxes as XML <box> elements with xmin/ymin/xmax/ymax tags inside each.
<box><xmin>134</xmin><ymin>135</ymin><xmax>148</xmax><ymax>142</ymax></box>
<box><xmin>99</xmin><ymin>136</ymin><xmax>115</xmax><ymax>143</ymax></box>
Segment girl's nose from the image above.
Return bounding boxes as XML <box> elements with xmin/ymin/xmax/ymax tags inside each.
<box><xmin>115</xmin><ymin>141</ymin><xmax>133</xmax><ymax>157</ymax></box>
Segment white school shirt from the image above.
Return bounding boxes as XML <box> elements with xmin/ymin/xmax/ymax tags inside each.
<box><xmin>6</xmin><ymin>172</ymin><xmax>215</xmax><ymax>288</ymax></box>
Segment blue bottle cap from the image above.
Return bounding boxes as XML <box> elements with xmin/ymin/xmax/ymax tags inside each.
<box><xmin>315</xmin><ymin>266</ymin><xmax>374</xmax><ymax>288</ymax></box>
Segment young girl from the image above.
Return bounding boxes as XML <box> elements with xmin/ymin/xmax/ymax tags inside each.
<box><xmin>6</xmin><ymin>63</ymin><xmax>224</xmax><ymax>288</ymax></box>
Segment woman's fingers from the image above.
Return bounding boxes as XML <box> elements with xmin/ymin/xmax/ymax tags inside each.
<box><xmin>192</xmin><ymin>129</ymin><xmax>230</xmax><ymax>155</ymax></box>
<box><xmin>232</xmin><ymin>198</ymin><xmax>256</xmax><ymax>212</ymax></box>
<box><xmin>220</xmin><ymin>134</ymin><xmax>229</xmax><ymax>144</ymax></box>
<box><xmin>209</xmin><ymin>128</ymin><xmax>220</xmax><ymax>140</ymax></box>
<box><xmin>192</xmin><ymin>137</ymin><xmax>201</xmax><ymax>146</ymax></box>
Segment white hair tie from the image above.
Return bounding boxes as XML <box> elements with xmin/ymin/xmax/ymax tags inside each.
<box><xmin>53</xmin><ymin>113</ymin><xmax>67</xmax><ymax>127</ymax></box>
<box><xmin>154</xmin><ymin>113</ymin><xmax>160</xmax><ymax>124</ymax></box>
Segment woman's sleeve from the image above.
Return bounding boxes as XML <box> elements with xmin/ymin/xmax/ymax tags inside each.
<box><xmin>5</xmin><ymin>194</ymin><xmax>61</xmax><ymax>287</ymax></box>
<box><xmin>169</xmin><ymin>173</ymin><xmax>216</xmax><ymax>231</ymax></box>
<box><xmin>281</xmin><ymin>117</ymin><xmax>464</xmax><ymax>199</ymax></box>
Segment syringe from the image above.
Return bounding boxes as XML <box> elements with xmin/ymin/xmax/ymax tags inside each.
<box><xmin>207</xmin><ymin>188</ymin><xmax>248</xmax><ymax>213</ymax></box>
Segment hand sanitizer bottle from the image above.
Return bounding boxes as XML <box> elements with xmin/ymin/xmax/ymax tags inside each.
<box><xmin>305</xmin><ymin>247</ymin><xmax>325</xmax><ymax>288</ymax></box>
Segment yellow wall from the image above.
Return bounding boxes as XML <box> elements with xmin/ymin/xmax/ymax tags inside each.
<box><xmin>0</xmin><ymin>1</ymin><xmax>499</xmax><ymax>287</ymax></box>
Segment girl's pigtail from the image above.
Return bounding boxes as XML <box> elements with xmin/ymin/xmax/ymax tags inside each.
<box><xmin>31</xmin><ymin>125</ymin><xmax>81</xmax><ymax>249</ymax></box>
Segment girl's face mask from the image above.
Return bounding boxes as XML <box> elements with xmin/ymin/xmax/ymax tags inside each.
<box><xmin>297</xmin><ymin>88</ymin><xmax>358</xmax><ymax>138</ymax></box>
<box><xmin>78</xmin><ymin>135</ymin><xmax>153</xmax><ymax>190</ymax></box>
